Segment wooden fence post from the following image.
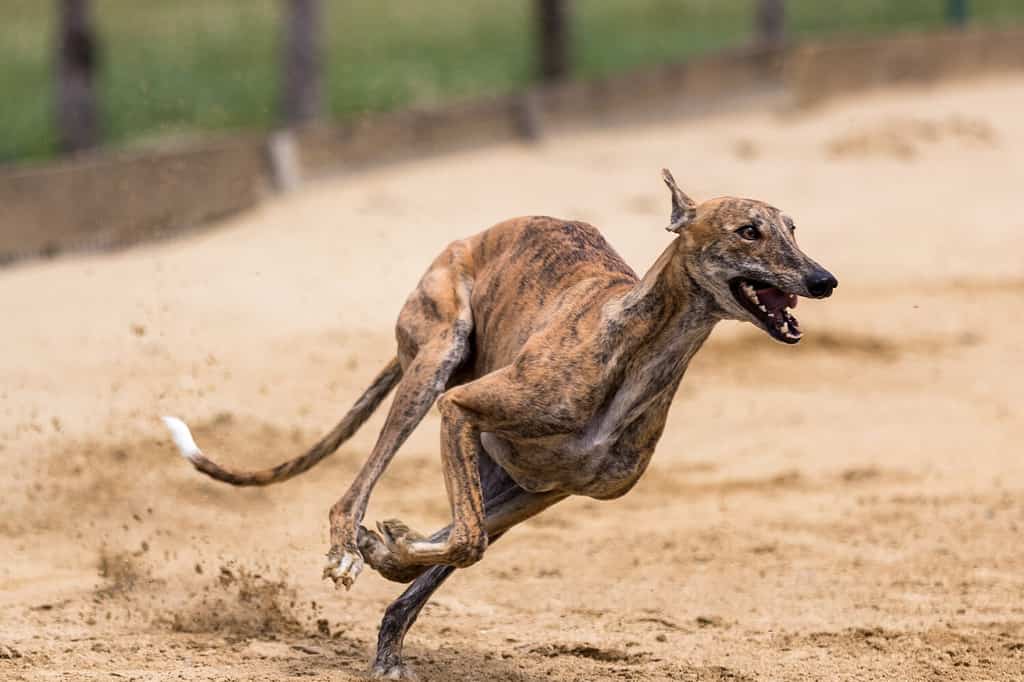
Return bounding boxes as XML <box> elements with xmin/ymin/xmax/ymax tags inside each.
<box><xmin>947</xmin><ymin>0</ymin><xmax>969</xmax><ymax>27</ymax></box>
<box><xmin>755</xmin><ymin>0</ymin><xmax>786</xmax><ymax>47</ymax></box>
<box><xmin>282</xmin><ymin>0</ymin><xmax>323</xmax><ymax>126</ymax></box>
<box><xmin>56</xmin><ymin>0</ymin><xmax>99</xmax><ymax>153</ymax></box>
<box><xmin>536</xmin><ymin>0</ymin><xmax>571</xmax><ymax>82</ymax></box>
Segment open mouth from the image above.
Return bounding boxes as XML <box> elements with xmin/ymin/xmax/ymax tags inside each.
<box><xmin>729</xmin><ymin>278</ymin><xmax>802</xmax><ymax>344</ymax></box>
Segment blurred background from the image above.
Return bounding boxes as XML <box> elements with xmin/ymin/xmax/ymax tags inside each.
<box><xmin>3</xmin><ymin>3</ymin><xmax>1024</xmax><ymax>681</ymax></box>
<box><xmin>2</xmin><ymin>0</ymin><xmax>1022</xmax><ymax>162</ymax></box>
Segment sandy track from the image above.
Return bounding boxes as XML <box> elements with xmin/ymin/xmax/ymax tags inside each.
<box><xmin>2</xmin><ymin>76</ymin><xmax>1024</xmax><ymax>681</ymax></box>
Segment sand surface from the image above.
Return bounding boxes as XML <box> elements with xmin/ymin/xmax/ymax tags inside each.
<box><xmin>2</xmin><ymin>76</ymin><xmax>1024</xmax><ymax>681</ymax></box>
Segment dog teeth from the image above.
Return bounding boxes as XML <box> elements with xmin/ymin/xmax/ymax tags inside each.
<box><xmin>739</xmin><ymin>282</ymin><xmax>803</xmax><ymax>340</ymax></box>
<box><xmin>742</xmin><ymin>283</ymin><xmax>759</xmax><ymax>304</ymax></box>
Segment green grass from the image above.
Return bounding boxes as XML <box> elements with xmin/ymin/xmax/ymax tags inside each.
<box><xmin>1</xmin><ymin>0</ymin><xmax>1022</xmax><ymax>163</ymax></box>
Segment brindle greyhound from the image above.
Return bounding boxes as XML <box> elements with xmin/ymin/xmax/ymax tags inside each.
<box><xmin>162</xmin><ymin>169</ymin><xmax>837</xmax><ymax>678</ymax></box>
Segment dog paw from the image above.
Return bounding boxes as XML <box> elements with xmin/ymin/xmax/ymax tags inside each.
<box><xmin>376</xmin><ymin>518</ymin><xmax>426</xmax><ymax>553</ymax></box>
<box><xmin>322</xmin><ymin>546</ymin><xmax>364</xmax><ymax>590</ymax></box>
<box><xmin>358</xmin><ymin>526</ymin><xmax>425</xmax><ymax>584</ymax></box>
<box><xmin>371</xmin><ymin>660</ymin><xmax>418</xmax><ymax>680</ymax></box>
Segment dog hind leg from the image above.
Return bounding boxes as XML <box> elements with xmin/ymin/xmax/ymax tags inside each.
<box><xmin>369</xmin><ymin>457</ymin><xmax>565</xmax><ymax>678</ymax></box>
<box><xmin>324</xmin><ymin>248</ymin><xmax>475</xmax><ymax>589</ymax></box>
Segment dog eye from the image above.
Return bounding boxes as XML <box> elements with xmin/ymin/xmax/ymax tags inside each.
<box><xmin>736</xmin><ymin>224</ymin><xmax>761</xmax><ymax>240</ymax></box>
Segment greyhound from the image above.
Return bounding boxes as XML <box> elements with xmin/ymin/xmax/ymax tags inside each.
<box><xmin>162</xmin><ymin>169</ymin><xmax>837</xmax><ymax>678</ymax></box>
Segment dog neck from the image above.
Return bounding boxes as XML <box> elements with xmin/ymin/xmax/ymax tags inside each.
<box><xmin>605</xmin><ymin>239</ymin><xmax>719</xmax><ymax>383</ymax></box>
<box><xmin>582</xmin><ymin>240</ymin><xmax>718</xmax><ymax>452</ymax></box>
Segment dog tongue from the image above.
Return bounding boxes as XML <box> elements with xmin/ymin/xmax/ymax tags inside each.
<box><xmin>756</xmin><ymin>286</ymin><xmax>789</xmax><ymax>312</ymax></box>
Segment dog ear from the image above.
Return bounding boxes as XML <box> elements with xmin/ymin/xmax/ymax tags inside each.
<box><xmin>661</xmin><ymin>168</ymin><xmax>696</xmax><ymax>233</ymax></box>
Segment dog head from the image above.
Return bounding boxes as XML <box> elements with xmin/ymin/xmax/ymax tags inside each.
<box><xmin>661</xmin><ymin>168</ymin><xmax>837</xmax><ymax>344</ymax></box>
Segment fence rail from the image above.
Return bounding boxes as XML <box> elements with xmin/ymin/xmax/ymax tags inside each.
<box><xmin>36</xmin><ymin>0</ymin><xmax>995</xmax><ymax>160</ymax></box>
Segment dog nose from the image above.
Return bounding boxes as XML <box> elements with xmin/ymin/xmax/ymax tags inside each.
<box><xmin>805</xmin><ymin>270</ymin><xmax>838</xmax><ymax>298</ymax></box>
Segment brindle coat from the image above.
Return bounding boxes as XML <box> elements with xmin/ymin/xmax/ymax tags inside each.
<box><xmin>163</xmin><ymin>170</ymin><xmax>837</xmax><ymax>678</ymax></box>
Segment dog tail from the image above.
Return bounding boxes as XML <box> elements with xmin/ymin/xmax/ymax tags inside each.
<box><xmin>161</xmin><ymin>357</ymin><xmax>402</xmax><ymax>487</ymax></box>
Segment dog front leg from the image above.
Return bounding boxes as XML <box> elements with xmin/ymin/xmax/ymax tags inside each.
<box><xmin>373</xmin><ymin>394</ymin><xmax>489</xmax><ymax>568</ymax></box>
<box><xmin>367</xmin><ymin>483</ymin><xmax>567</xmax><ymax>579</ymax></box>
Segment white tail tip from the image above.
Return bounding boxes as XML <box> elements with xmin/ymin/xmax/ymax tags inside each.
<box><xmin>161</xmin><ymin>416</ymin><xmax>201</xmax><ymax>461</ymax></box>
